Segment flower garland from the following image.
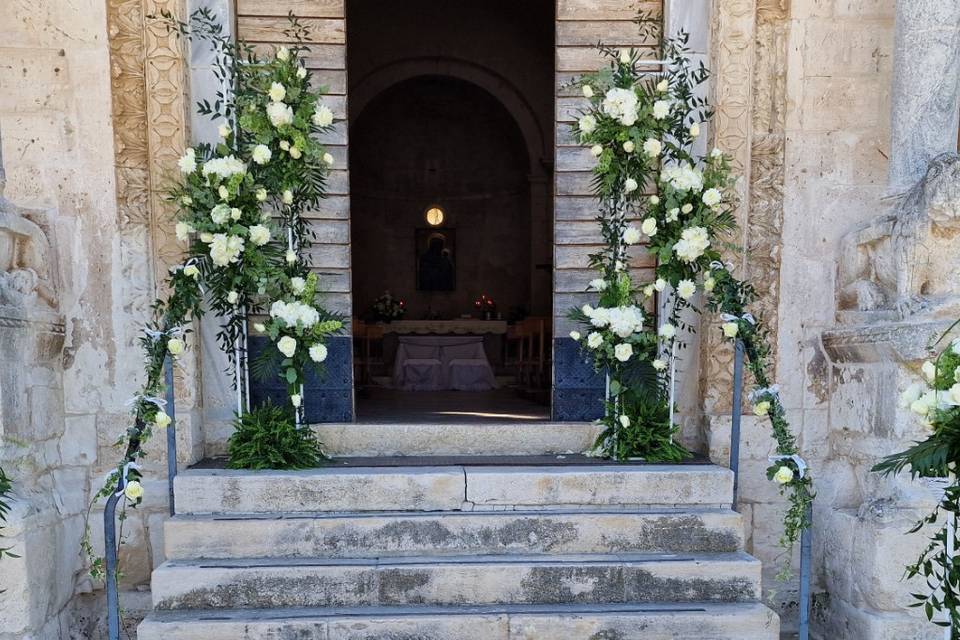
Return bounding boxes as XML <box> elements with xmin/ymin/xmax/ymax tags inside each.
<box><xmin>569</xmin><ymin>32</ymin><xmax>813</xmax><ymax>572</ymax></box>
<box><xmin>874</xmin><ymin>322</ymin><xmax>960</xmax><ymax>630</ymax></box>
<box><xmin>86</xmin><ymin>11</ymin><xmax>342</xmax><ymax>574</ymax></box>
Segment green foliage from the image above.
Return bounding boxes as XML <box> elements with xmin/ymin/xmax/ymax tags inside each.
<box><xmin>0</xmin><ymin>466</ymin><xmax>18</xmax><ymax>568</ymax></box>
<box><xmin>227</xmin><ymin>402</ymin><xmax>325</xmax><ymax>470</ymax></box>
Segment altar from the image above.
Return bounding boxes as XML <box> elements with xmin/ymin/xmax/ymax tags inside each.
<box><xmin>381</xmin><ymin>319</ymin><xmax>508</xmax><ymax>335</ymax></box>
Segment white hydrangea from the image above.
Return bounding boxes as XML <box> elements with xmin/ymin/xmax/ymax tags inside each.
<box><xmin>268</xmin><ymin>82</ymin><xmax>287</xmax><ymax>103</ymax></box>
<box><xmin>269</xmin><ymin>300</ymin><xmax>320</xmax><ymax>328</ymax></box>
<box><xmin>601</xmin><ymin>87</ymin><xmax>639</xmax><ymax>126</ymax></box>
<box><xmin>312</xmin><ymin>104</ymin><xmax>334</xmax><ymax>127</ymax></box>
<box><xmin>660</xmin><ymin>164</ymin><xmax>704</xmax><ymax>193</ymax></box>
<box><xmin>673</xmin><ymin>226</ymin><xmax>711</xmax><ymax>263</ymax></box>
<box><xmin>267</xmin><ymin>101</ymin><xmax>294</xmax><ymax>127</ymax></box>
<box><xmin>607</xmin><ymin>305</ymin><xmax>645</xmax><ymax>338</ymax></box>
<box><xmin>309</xmin><ymin>343</ymin><xmax>328</xmax><ymax>363</ymax></box>
<box><xmin>588</xmin><ymin>306</ymin><xmax>610</xmax><ymax>328</ymax></box>
<box><xmin>623</xmin><ymin>226</ymin><xmax>642</xmax><ymax>245</ymax></box>
<box><xmin>578</xmin><ymin>114</ymin><xmax>597</xmax><ymax>134</ymax></box>
<box><xmin>248</xmin><ymin>224</ymin><xmax>271</xmax><ymax>246</ymax></box>
<box><xmin>677</xmin><ymin>279</ymin><xmax>696</xmax><ymax>300</ymax></box>
<box><xmin>624</xmin><ymin>178</ymin><xmax>638</xmax><ymax>193</ymax></box>
<box><xmin>175</xmin><ymin>221</ymin><xmax>194</xmax><ymax>242</ymax></box>
<box><xmin>210</xmin><ymin>204</ymin><xmax>231</xmax><ymax>225</ymax></box>
<box><xmin>202</xmin><ymin>155</ymin><xmax>247</xmax><ymax>179</ymax></box>
<box><xmin>252</xmin><ymin>144</ymin><xmax>272</xmax><ymax>165</ymax></box>
<box><xmin>652</xmin><ymin>100</ymin><xmax>671</xmax><ymax>120</ymax></box>
<box><xmin>178</xmin><ymin>148</ymin><xmax>197</xmax><ymax>174</ymax></box>
<box><xmin>702</xmin><ymin>188</ymin><xmax>722</xmax><ymax>207</ymax></box>
<box><xmin>209</xmin><ymin>233</ymin><xmax>245</xmax><ymax>266</ymax></box>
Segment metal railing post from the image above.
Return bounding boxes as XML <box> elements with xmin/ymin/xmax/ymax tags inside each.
<box><xmin>730</xmin><ymin>338</ymin><xmax>745</xmax><ymax>506</ymax></box>
<box><xmin>799</xmin><ymin>502</ymin><xmax>813</xmax><ymax>640</ymax></box>
<box><xmin>103</xmin><ymin>489</ymin><xmax>122</xmax><ymax>640</ymax></box>
<box><xmin>164</xmin><ymin>355</ymin><xmax>177</xmax><ymax>516</ymax></box>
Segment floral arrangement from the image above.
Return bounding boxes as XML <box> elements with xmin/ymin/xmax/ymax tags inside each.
<box><xmin>372</xmin><ymin>291</ymin><xmax>405</xmax><ymax>322</ymax></box>
<box><xmin>475</xmin><ymin>294</ymin><xmax>496</xmax><ymax>318</ymax></box>
<box><xmin>85</xmin><ymin>10</ymin><xmax>342</xmax><ymax>577</ymax></box>
<box><xmin>874</xmin><ymin>324</ymin><xmax>960</xmax><ymax>630</ymax></box>
<box><xmin>569</xmin><ymin>29</ymin><xmax>813</xmax><ymax>574</ymax></box>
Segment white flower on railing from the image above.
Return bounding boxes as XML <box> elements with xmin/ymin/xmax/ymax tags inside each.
<box><xmin>641</xmin><ymin>218</ymin><xmax>657</xmax><ymax>237</ymax></box>
<box><xmin>773</xmin><ymin>466</ymin><xmax>794</xmax><ymax>485</ymax></box>
<box><xmin>276</xmin><ymin>46</ymin><xmax>290</xmax><ymax>61</ymax></box>
<box><xmin>658</xmin><ymin>323</ymin><xmax>676</xmax><ymax>339</ymax></box>
<box><xmin>167</xmin><ymin>337</ymin><xmax>185</xmax><ymax>356</ymax></box>
<box><xmin>290</xmin><ymin>277</ymin><xmax>306</xmax><ymax>294</ymax></box>
<box><xmin>587</xmin><ymin>332</ymin><xmax>603</xmax><ymax>348</ymax></box>
<box><xmin>123</xmin><ymin>480</ymin><xmax>144</xmax><ymax>501</ymax></box>
<box><xmin>154</xmin><ymin>411</ymin><xmax>172</xmax><ymax>428</ymax></box>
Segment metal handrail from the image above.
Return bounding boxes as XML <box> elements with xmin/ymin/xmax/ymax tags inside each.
<box><xmin>104</xmin><ymin>356</ymin><xmax>177</xmax><ymax>640</ymax></box>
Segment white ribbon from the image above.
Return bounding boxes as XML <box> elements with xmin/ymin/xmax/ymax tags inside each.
<box><xmin>769</xmin><ymin>454</ymin><xmax>808</xmax><ymax>480</ymax></box>
<box><xmin>749</xmin><ymin>384</ymin><xmax>781</xmax><ymax>403</ymax></box>
<box><xmin>720</xmin><ymin>312</ymin><xmax>756</xmax><ymax>325</ymax></box>
<box><xmin>709</xmin><ymin>260</ymin><xmax>734</xmax><ymax>272</ymax></box>
<box><xmin>125</xmin><ymin>394</ymin><xmax>167</xmax><ymax>409</ymax></box>
<box><xmin>144</xmin><ymin>326</ymin><xmax>184</xmax><ymax>342</ymax></box>
<box><xmin>111</xmin><ymin>461</ymin><xmax>142</xmax><ymax>496</ymax></box>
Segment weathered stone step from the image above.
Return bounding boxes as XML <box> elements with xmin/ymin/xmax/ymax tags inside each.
<box><xmin>164</xmin><ymin>508</ymin><xmax>744</xmax><ymax>560</ymax></box>
<box><xmin>139</xmin><ymin>602</ymin><xmax>780</xmax><ymax>639</ymax></box>
<box><xmin>151</xmin><ymin>552</ymin><xmax>761</xmax><ymax>610</ymax></box>
<box><xmin>175</xmin><ymin>465</ymin><xmax>733</xmax><ymax>514</ymax></box>
<box><xmin>313</xmin><ymin>422</ymin><xmax>601</xmax><ymax>456</ymax></box>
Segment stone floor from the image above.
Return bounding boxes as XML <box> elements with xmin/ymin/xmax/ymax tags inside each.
<box><xmin>355</xmin><ymin>386</ymin><xmax>551</xmax><ymax>423</ymax></box>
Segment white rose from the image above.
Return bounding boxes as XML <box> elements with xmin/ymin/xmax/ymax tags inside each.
<box><xmin>702</xmin><ymin>188</ymin><xmax>722</xmax><ymax>207</ymax></box>
<box><xmin>252</xmin><ymin>144</ymin><xmax>272</xmax><ymax>165</ymax></box>
<box><xmin>276</xmin><ymin>46</ymin><xmax>290</xmax><ymax>61</ymax></box>
<box><xmin>323</xmin><ymin>152</ymin><xmax>335</xmax><ymax>166</ymax></box>
<box><xmin>623</xmin><ymin>226</ymin><xmax>642</xmax><ymax>245</ymax></box>
<box><xmin>227</xmin><ymin>290</ymin><xmax>239</xmax><ymax>304</ymax></box>
<box><xmin>280</xmin><ymin>140</ymin><xmax>291</xmax><ymax>151</ymax></box>
<box><xmin>123</xmin><ymin>480</ymin><xmax>144</xmax><ymax>501</ymax></box>
<box><xmin>154</xmin><ymin>410</ymin><xmax>172</xmax><ymax>428</ymax></box>
<box><xmin>619</xmin><ymin>48</ymin><xmax>631</xmax><ymax>64</ymax></box>
<box><xmin>773</xmin><ymin>466</ymin><xmax>794</xmax><ymax>485</ymax></box>
<box><xmin>266</xmin><ymin>101</ymin><xmax>294</xmax><ymax>127</ymax></box>
<box><xmin>619</xmin><ymin>414</ymin><xmax>631</xmax><ymax>428</ymax></box>
<box><xmin>569</xmin><ymin>330</ymin><xmax>581</xmax><ymax>341</ymax></box>
<box><xmin>689</xmin><ymin>122</ymin><xmax>701</xmax><ymax>138</ymax></box>
<box><xmin>641</xmin><ymin>218</ymin><xmax>658</xmax><ymax>237</ymax></box>
<box><xmin>681</xmin><ymin>203</ymin><xmax>693</xmax><ymax>214</ymax></box>
<box><xmin>286</xmin><ymin>249</ymin><xmax>298</xmax><ymax>264</ymax></box>
<box><xmin>277</xmin><ymin>335</ymin><xmax>297</xmax><ymax>358</ymax></box>
<box><xmin>649</xmin><ymin>195</ymin><xmax>660</xmax><ymax>205</ymax></box>
<box><xmin>230</xmin><ymin>207</ymin><xmax>242</xmax><ymax>221</ymax></box>
<box><xmin>290</xmin><ymin>276</ymin><xmax>306</xmax><ymax>294</ymax></box>
<box><xmin>177</xmin><ymin>148</ymin><xmax>196</xmax><ymax>174</ymax></box>
<box><xmin>658</xmin><ymin>323</ymin><xmax>676</xmax><ymax>339</ymax></box>
<box><xmin>654</xmin><ymin>278</ymin><xmax>667</xmax><ymax>292</ymax></box>
<box><xmin>643</xmin><ymin>284</ymin><xmax>655</xmax><ymax>297</ymax></box>
<box><xmin>248</xmin><ymin>224</ymin><xmax>271</xmax><ymax>246</ymax></box>
<box><xmin>590</xmin><ymin>144</ymin><xmax>604</xmax><ymax>158</ymax></box>
<box><xmin>166</xmin><ymin>337</ymin><xmax>185</xmax><ymax>356</ymax></box>
<box><xmin>218</xmin><ymin>185</ymin><xmax>230</xmax><ymax>201</ymax></box>
<box><xmin>614</xmin><ymin>342</ymin><xmax>633</xmax><ymax>362</ymax></box>
<box><xmin>289</xmin><ymin>146</ymin><xmax>302</xmax><ymax>159</ymax></box>
<box><xmin>312</xmin><ymin>105</ymin><xmax>335</xmax><ymax>127</ymax></box>
<box><xmin>175</xmin><ymin>221</ymin><xmax>194</xmax><ymax>242</ymax></box>
<box><xmin>652</xmin><ymin>359</ymin><xmax>667</xmax><ymax>371</ymax></box>
<box><xmin>256</xmin><ymin>188</ymin><xmax>268</xmax><ymax>202</ymax></box>
<box><xmin>218</xmin><ymin>123</ymin><xmax>232</xmax><ymax>139</ymax></box>
<box><xmin>656</xmin><ymin>79</ymin><xmax>669</xmax><ymax>93</ymax></box>
<box><xmin>704</xmin><ymin>277</ymin><xmax>716</xmax><ymax>292</ymax></box>
<box><xmin>643</xmin><ymin>138</ymin><xmax>662</xmax><ymax>158</ymax></box>
<box><xmin>587</xmin><ymin>332</ymin><xmax>603</xmax><ymax>349</ymax></box>
<box><xmin>578</xmin><ymin>114</ymin><xmax>597</xmax><ymax>134</ymax></box>
<box><xmin>624</xmin><ymin>178</ymin><xmax>638</xmax><ymax>193</ymax></box>
<box><xmin>722</xmin><ymin>322</ymin><xmax>739</xmax><ymax>338</ymax></box>
<box><xmin>652</xmin><ymin>100</ymin><xmax>671</xmax><ymax>120</ymax></box>
<box><xmin>282</xmin><ymin>190</ymin><xmax>294</xmax><ymax>205</ymax></box>
<box><xmin>309</xmin><ymin>344</ymin><xmax>328</xmax><ymax>363</ymax></box>
<box><xmin>268</xmin><ymin>82</ymin><xmax>287</xmax><ymax>103</ymax></box>
<box><xmin>290</xmin><ymin>393</ymin><xmax>302</xmax><ymax>408</ymax></box>
<box><xmin>589</xmin><ymin>278</ymin><xmax>608</xmax><ymax>292</ymax></box>
<box><xmin>183</xmin><ymin>264</ymin><xmax>200</xmax><ymax>279</ymax></box>
<box><xmin>582</xmin><ymin>85</ymin><xmax>594</xmax><ymax>98</ymax></box>
<box><xmin>622</xmin><ymin>140</ymin><xmax>635</xmax><ymax>153</ymax></box>
<box><xmin>296</xmin><ymin>66</ymin><xmax>307</xmax><ymax>79</ymax></box>
<box><xmin>677</xmin><ymin>279</ymin><xmax>696</xmax><ymax>300</ymax></box>
<box><xmin>753</xmin><ymin>401</ymin><xmax>772</xmax><ymax>416</ymax></box>
<box><xmin>922</xmin><ymin>360</ymin><xmax>937</xmax><ymax>383</ymax></box>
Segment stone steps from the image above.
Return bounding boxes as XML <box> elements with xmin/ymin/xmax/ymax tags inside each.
<box><xmin>163</xmin><ymin>508</ymin><xmax>745</xmax><ymax>560</ymax></box>
<box><xmin>151</xmin><ymin>552</ymin><xmax>762</xmax><ymax>610</ymax></box>
<box><xmin>138</xmin><ymin>602</ymin><xmax>781</xmax><ymax>639</ymax></box>
<box><xmin>174</xmin><ymin>464</ymin><xmax>734</xmax><ymax>514</ymax></box>
<box><xmin>312</xmin><ymin>422</ymin><xmax>601</xmax><ymax>457</ymax></box>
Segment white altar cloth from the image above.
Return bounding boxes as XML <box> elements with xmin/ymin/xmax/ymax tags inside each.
<box><xmin>392</xmin><ymin>336</ymin><xmax>496</xmax><ymax>391</ymax></box>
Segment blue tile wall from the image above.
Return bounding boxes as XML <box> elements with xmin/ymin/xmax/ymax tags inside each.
<box><xmin>552</xmin><ymin>337</ymin><xmax>605</xmax><ymax>421</ymax></box>
<box><xmin>249</xmin><ymin>335</ymin><xmax>353</xmax><ymax>422</ymax></box>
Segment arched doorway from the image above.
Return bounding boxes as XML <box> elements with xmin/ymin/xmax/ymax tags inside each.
<box><xmin>347</xmin><ymin>0</ymin><xmax>554</xmax><ymax>422</ymax></box>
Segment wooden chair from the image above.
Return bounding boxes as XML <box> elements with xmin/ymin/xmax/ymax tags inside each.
<box><xmin>519</xmin><ymin>317</ymin><xmax>548</xmax><ymax>389</ymax></box>
<box><xmin>352</xmin><ymin>321</ymin><xmax>385</xmax><ymax>386</ymax></box>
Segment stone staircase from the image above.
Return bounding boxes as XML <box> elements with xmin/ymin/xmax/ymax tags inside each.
<box><xmin>138</xmin><ymin>423</ymin><xmax>779</xmax><ymax>639</ymax></box>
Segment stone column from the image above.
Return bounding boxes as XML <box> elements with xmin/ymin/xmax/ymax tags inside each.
<box><xmin>888</xmin><ymin>0</ymin><xmax>960</xmax><ymax>194</ymax></box>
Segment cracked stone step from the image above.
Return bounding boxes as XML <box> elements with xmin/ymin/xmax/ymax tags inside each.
<box><xmin>151</xmin><ymin>552</ymin><xmax>761</xmax><ymax>610</ymax></box>
<box><xmin>138</xmin><ymin>602</ymin><xmax>780</xmax><ymax>639</ymax></box>
<box><xmin>174</xmin><ymin>465</ymin><xmax>733</xmax><ymax>515</ymax></box>
<box><xmin>312</xmin><ymin>422</ymin><xmax>602</xmax><ymax>456</ymax></box>
<box><xmin>164</xmin><ymin>508</ymin><xmax>745</xmax><ymax>560</ymax></box>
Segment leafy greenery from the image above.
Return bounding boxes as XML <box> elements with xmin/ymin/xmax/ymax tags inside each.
<box><xmin>227</xmin><ymin>401</ymin><xmax>325</xmax><ymax>470</ymax></box>
<box><xmin>0</xmin><ymin>466</ymin><xmax>18</xmax><ymax>567</ymax></box>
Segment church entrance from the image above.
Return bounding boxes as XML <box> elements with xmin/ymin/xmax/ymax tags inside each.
<box><xmin>346</xmin><ymin>0</ymin><xmax>555</xmax><ymax>423</ymax></box>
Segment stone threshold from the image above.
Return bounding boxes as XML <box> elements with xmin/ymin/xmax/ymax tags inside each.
<box><xmin>191</xmin><ymin>453</ymin><xmax>712</xmax><ymax>469</ymax></box>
